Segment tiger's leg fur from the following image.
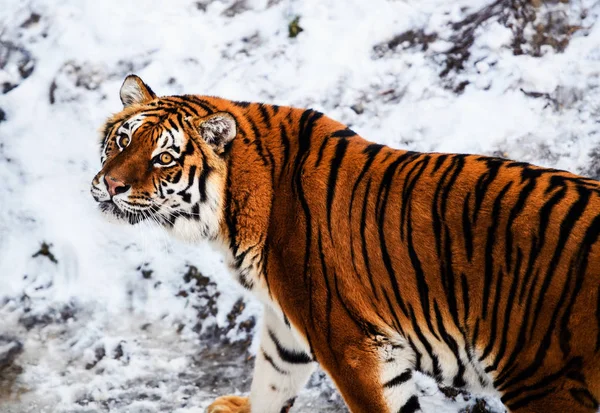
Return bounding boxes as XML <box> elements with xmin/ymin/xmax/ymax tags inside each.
<box><xmin>377</xmin><ymin>340</ymin><xmax>424</xmax><ymax>413</ymax></box>
<box><xmin>309</xmin><ymin>333</ymin><xmax>400</xmax><ymax>412</ymax></box>
<box><xmin>207</xmin><ymin>306</ymin><xmax>316</xmax><ymax>413</ymax></box>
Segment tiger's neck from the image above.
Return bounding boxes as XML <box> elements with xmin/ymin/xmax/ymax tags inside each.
<box><xmin>210</xmin><ymin>100</ymin><xmax>351</xmax><ymax>294</ymax></box>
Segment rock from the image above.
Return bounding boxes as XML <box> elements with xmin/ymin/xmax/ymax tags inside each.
<box><xmin>0</xmin><ymin>336</ymin><xmax>23</xmax><ymax>372</ymax></box>
<box><xmin>0</xmin><ymin>41</ymin><xmax>35</xmax><ymax>94</ymax></box>
<box><xmin>350</xmin><ymin>103</ymin><xmax>364</xmax><ymax>115</ymax></box>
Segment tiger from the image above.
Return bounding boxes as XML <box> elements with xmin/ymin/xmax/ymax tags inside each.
<box><xmin>90</xmin><ymin>74</ymin><xmax>600</xmax><ymax>413</ymax></box>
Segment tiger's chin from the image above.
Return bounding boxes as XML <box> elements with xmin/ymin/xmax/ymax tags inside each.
<box><xmin>165</xmin><ymin>216</ymin><xmax>216</xmax><ymax>244</ymax></box>
<box><xmin>97</xmin><ymin>201</ymin><xmax>148</xmax><ymax>225</ymax></box>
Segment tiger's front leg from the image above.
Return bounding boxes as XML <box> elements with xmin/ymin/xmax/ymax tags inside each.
<box><xmin>207</xmin><ymin>306</ymin><xmax>317</xmax><ymax>413</ymax></box>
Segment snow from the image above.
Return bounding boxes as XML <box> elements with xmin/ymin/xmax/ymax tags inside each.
<box><xmin>1</xmin><ymin>0</ymin><xmax>600</xmax><ymax>412</ymax></box>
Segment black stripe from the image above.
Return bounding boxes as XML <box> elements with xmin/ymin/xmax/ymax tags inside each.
<box><xmin>183</xmin><ymin>140</ymin><xmax>194</xmax><ymax>155</ymax></box>
<box><xmin>332</xmin><ymin>268</ymin><xmax>377</xmax><ymax>337</ymax></box>
<box><xmin>431</xmin><ymin>154</ymin><xmax>448</xmax><ymax>174</ymax></box>
<box><xmin>317</xmin><ymin>231</ymin><xmax>335</xmax><ymax>359</ymax></box>
<box><xmin>293</xmin><ymin>111</ymin><xmax>323</xmax><ymax>298</ymax></box>
<box><xmin>490</xmin><ymin>247</ymin><xmax>522</xmax><ymax>371</ymax></box>
<box><xmin>191</xmin><ymin>203</ymin><xmax>199</xmax><ymax>220</ymax></box>
<box><xmin>360</xmin><ymin>179</ymin><xmax>380</xmax><ymax>300</ymax></box>
<box><xmin>268</xmin><ymin>330</ymin><xmax>313</xmax><ymax>364</ymax></box>
<box><xmin>331</xmin><ymin>128</ymin><xmax>357</xmax><ymax>138</ymax></box>
<box><xmin>398</xmin><ymin>395</ymin><xmax>420</xmax><ymax>413</ymax></box>
<box><xmin>407</xmin><ymin>337</ymin><xmax>422</xmax><ymax>371</ymax></box>
<box><xmin>259</xmin><ymin>241</ymin><xmax>271</xmax><ymax>296</ymax></box>
<box><xmin>482</xmin><ymin>182</ymin><xmax>512</xmax><ymax>319</ymax></box>
<box><xmin>433</xmin><ymin>301</ymin><xmax>466</xmax><ymax>387</ymax></box>
<box><xmin>176</xmin><ymin>165</ymin><xmax>197</xmax><ymax>204</ymax></box>
<box><xmin>480</xmin><ymin>266</ymin><xmax>504</xmax><ymax>361</ymax></box>
<box><xmin>245</xmin><ymin>115</ymin><xmax>270</xmax><ymax>166</ymax></box>
<box><xmin>224</xmin><ymin>158</ymin><xmax>238</xmax><ymax>253</ymax></box>
<box><xmin>441</xmin><ymin>228</ymin><xmax>460</xmax><ymax>328</ymax></box>
<box><xmin>384</xmin><ymin>370</ymin><xmax>412</xmax><ymax>388</ymax></box>
<box><xmin>262</xmin><ymin>349</ymin><xmax>289</xmax><ymax>375</ymax></box>
<box><xmin>258</xmin><ymin>104</ymin><xmax>272</xmax><ymax>129</ymax></box>
<box><xmin>315</xmin><ymin>139</ymin><xmax>328</xmax><ymax>167</ymax></box>
<box><xmin>435</xmin><ymin>155</ymin><xmax>466</xmax><ymax>256</ymax></box>
<box><xmin>460</xmin><ymin>273</ymin><xmax>470</xmax><ymax>324</ymax></box>
<box><xmin>382</xmin><ymin>288</ymin><xmax>405</xmax><ymax>336</ymax></box>
<box><xmin>570</xmin><ymin>388</ymin><xmax>599</xmax><ymax>409</ymax></box>
<box><xmin>408</xmin><ymin>306</ymin><xmax>442</xmax><ymax>380</ymax></box>
<box><xmin>279</xmin><ymin>124</ymin><xmax>290</xmax><ymax>174</ymax></box>
<box><xmin>167</xmin><ymin>118</ymin><xmax>179</xmax><ymax>132</ymax></box>
<box><xmin>265</xmin><ymin>145</ymin><xmax>277</xmax><ymax>185</ymax></box>
<box><xmin>326</xmin><ymin>138</ymin><xmax>349</xmax><ymax>236</ymax></box>
<box><xmin>197</xmin><ymin>151</ymin><xmax>212</xmax><ymax>203</ymax></box>
<box><xmin>504</xmin><ymin>176</ymin><xmax>536</xmax><ymax>272</ymax></box>
<box><xmin>399</xmin><ymin>156</ymin><xmax>429</xmax><ymax>240</ymax></box>
<box><xmin>472</xmin><ymin>158</ymin><xmax>502</xmax><ymax>224</ymax></box>
<box><xmin>292</xmin><ymin>110</ymin><xmax>322</xmax><ymax>194</ymax></box>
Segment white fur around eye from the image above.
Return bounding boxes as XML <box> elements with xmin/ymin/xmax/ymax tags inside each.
<box><xmin>117</xmin><ymin>134</ymin><xmax>130</xmax><ymax>150</ymax></box>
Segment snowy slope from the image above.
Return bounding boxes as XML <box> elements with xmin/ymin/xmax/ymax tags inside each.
<box><xmin>0</xmin><ymin>0</ymin><xmax>599</xmax><ymax>412</ymax></box>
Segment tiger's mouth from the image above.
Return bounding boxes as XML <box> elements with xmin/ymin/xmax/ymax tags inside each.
<box><xmin>98</xmin><ymin>200</ymin><xmax>147</xmax><ymax>225</ymax></box>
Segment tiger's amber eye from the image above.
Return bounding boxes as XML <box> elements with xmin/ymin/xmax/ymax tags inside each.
<box><xmin>118</xmin><ymin>135</ymin><xmax>130</xmax><ymax>148</ymax></box>
<box><xmin>159</xmin><ymin>152</ymin><xmax>173</xmax><ymax>165</ymax></box>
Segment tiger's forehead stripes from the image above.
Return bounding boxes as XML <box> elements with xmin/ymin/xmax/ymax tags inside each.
<box><xmin>115</xmin><ymin>113</ymin><xmax>147</xmax><ymax>138</ymax></box>
<box><xmin>151</xmin><ymin>128</ymin><xmax>186</xmax><ymax>158</ymax></box>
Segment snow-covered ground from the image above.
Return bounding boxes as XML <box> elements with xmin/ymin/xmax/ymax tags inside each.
<box><xmin>1</xmin><ymin>0</ymin><xmax>599</xmax><ymax>412</ymax></box>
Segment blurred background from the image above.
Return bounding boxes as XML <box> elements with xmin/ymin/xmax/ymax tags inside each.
<box><xmin>0</xmin><ymin>0</ymin><xmax>599</xmax><ymax>412</ymax></box>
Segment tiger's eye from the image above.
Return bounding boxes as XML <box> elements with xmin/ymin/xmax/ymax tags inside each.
<box><xmin>159</xmin><ymin>152</ymin><xmax>173</xmax><ymax>165</ymax></box>
<box><xmin>118</xmin><ymin>135</ymin><xmax>130</xmax><ymax>148</ymax></box>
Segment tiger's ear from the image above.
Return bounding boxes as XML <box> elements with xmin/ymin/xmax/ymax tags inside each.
<box><xmin>119</xmin><ymin>74</ymin><xmax>157</xmax><ymax>107</ymax></box>
<box><xmin>195</xmin><ymin>112</ymin><xmax>237</xmax><ymax>153</ymax></box>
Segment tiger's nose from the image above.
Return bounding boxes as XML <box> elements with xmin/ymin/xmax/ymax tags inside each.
<box><xmin>104</xmin><ymin>176</ymin><xmax>131</xmax><ymax>197</ymax></box>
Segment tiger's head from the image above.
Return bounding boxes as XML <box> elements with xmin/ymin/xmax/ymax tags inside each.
<box><xmin>90</xmin><ymin>75</ymin><xmax>236</xmax><ymax>241</ymax></box>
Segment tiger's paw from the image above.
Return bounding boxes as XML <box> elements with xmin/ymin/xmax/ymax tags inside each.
<box><xmin>206</xmin><ymin>395</ymin><xmax>250</xmax><ymax>413</ymax></box>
